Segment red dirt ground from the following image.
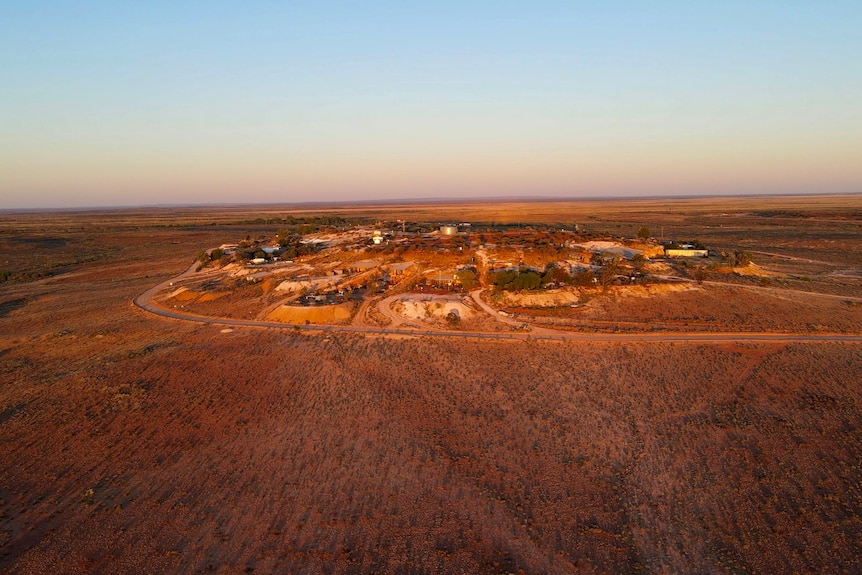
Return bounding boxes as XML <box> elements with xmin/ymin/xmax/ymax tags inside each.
<box><xmin>1</xmin><ymin>202</ymin><xmax>860</xmax><ymax>574</ymax></box>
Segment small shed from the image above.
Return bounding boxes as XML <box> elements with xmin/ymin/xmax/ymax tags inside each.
<box><xmin>429</xmin><ymin>272</ymin><xmax>458</xmax><ymax>287</ymax></box>
<box><xmin>346</xmin><ymin>260</ymin><xmax>379</xmax><ymax>273</ymax></box>
<box><xmin>389</xmin><ymin>261</ymin><xmax>414</xmax><ymax>276</ymax></box>
<box><xmin>665</xmin><ymin>248</ymin><xmax>708</xmax><ymax>258</ymax></box>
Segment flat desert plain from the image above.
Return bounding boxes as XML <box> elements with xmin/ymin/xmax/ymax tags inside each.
<box><xmin>1</xmin><ymin>196</ymin><xmax>861</xmax><ymax>574</ymax></box>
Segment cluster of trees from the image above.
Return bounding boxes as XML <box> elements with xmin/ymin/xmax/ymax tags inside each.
<box><xmin>234</xmin><ymin>215</ymin><xmax>361</xmax><ymax>229</ymax></box>
<box><xmin>197</xmin><ymin>249</ymin><xmax>228</xmax><ymax>267</ymax></box>
<box><xmin>489</xmin><ymin>268</ymin><xmax>543</xmax><ymax>291</ymax></box>
<box><xmin>455</xmin><ymin>269</ymin><xmax>478</xmax><ymax>290</ymax></box>
<box><xmin>276</xmin><ymin>230</ymin><xmax>319</xmax><ymax>249</ymax></box>
<box><xmin>488</xmin><ymin>264</ymin><xmax>599</xmax><ymax>291</ymax></box>
<box><xmin>0</xmin><ymin>270</ymin><xmax>53</xmax><ymax>283</ymax></box>
<box><xmin>707</xmin><ymin>250</ymin><xmax>754</xmax><ymax>267</ymax></box>
<box><xmin>197</xmin><ymin>234</ymin><xmax>325</xmax><ymax>269</ymax></box>
<box><xmin>274</xmin><ymin>234</ymin><xmax>318</xmax><ymax>260</ymax></box>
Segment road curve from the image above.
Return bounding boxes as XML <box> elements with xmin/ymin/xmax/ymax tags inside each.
<box><xmin>133</xmin><ymin>265</ymin><xmax>862</xmax><ymax>344</ymax></box>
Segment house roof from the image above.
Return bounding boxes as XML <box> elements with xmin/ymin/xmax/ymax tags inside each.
<box><xmin>349</xmin><ymin>260</ymin><xmax>378</xmax><ymax>269</ymax></box>
<box><xmin>430</xmin><ymin>272</ymin><xmax>458</xmax><ymax>282</ymax></box>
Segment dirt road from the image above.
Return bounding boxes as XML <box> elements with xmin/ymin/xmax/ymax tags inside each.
<box><xmin>134</xmin><ymin>266</ymin><xmax>862</xmax><ymax>343</ymax></box>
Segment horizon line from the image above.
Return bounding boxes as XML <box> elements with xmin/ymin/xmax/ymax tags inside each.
<box><xmin>2</xmin><ymin>190</ymin><xmax>861</xmax><ymax>214</ymax></box>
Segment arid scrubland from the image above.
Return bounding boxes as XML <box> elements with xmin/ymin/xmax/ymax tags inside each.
<box><xmin>2</xmin><ymin>330</ymin><xmax>860</xmax><ymax>573</ymax></box>
<box><xmin>1</xmin><ymin>197</ymin><xmax>861</xmax><ymax>573</ymax></box>
<box><xmin>512</xmin><ymin>283</ymin><xmax>862</xmax><ymax>334</ymax></box>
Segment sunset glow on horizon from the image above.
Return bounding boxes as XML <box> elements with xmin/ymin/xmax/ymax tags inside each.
<box><xmin>2</xmin><ymin>2</ymin><xmax>861</xmax><ymax>209</ymax></box>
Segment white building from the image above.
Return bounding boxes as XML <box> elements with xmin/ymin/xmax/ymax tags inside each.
<box><xmin>665</xmin><ymin>248</ymin><xmax>708</xmax><ymax>258</ymax></box>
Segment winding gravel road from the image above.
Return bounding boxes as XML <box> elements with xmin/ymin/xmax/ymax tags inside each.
<box><xmin>133</xmin><ymin>263</ymin><xmax>862</xmax><ymax>344</ymax></box>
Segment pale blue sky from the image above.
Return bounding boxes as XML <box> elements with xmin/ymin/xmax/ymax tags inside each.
<box><xmin>1</xmin><ymin>2</ymin><xmax>860</xmax><ymax>208</ymax></box>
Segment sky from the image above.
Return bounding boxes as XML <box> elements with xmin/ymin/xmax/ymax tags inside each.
<box><xmin>1</xmin><ymin>1</ymin><xmax>861</xmax><ymax>209</ymax></box>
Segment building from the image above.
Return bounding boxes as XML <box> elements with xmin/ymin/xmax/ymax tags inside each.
<box><xmin>429</xmin><ymin>272</ymin><xmax>458</xmax><ymax>287</ymax></box>
<box><xmin>345</xmin><ymin>260</ymin><xmax>379</xmax><ymax>273</ymax></box>
<box><xmin>388</xmin><ymin>261</ymin><xmax>414</xmax><ymax>277</ymax></box>
<box><xmin>440</xmin><ymin>225</ymin><xmax>458</xmax><ymax>236</ymax></box>
<box><xmin>665</xmin><ymin>248</ymin><xmax>708</xmax><ymax>258</ymax></box>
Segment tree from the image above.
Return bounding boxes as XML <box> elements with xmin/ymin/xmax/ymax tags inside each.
<box><xmin>490</xmin><ymin>269</ymin><xmax>518</xmax><ymax>288</ymax></box>
<box><xmin>512</xmin><ymin>271</ymin><xmax>541</xmax><ymax>291</ymax></box>
<box><xmin>572</xmin><ymin>269</ymin><xmax>596</xmax><ymax>287</ymax></box>
<box><xmin>542</xmin><ymin>264</ymin><xmax>572</xmax><ymax>286</ymax></box>
<box><xmin>734</xmin><ymin>250</ymin><xmax>753</xmax><ymax>266</ymax></box>
<box><xmin>277</xmin><ymin>229</ymin><xmax>291</xmax><ymax>247</ymax></box>
<box><xmin>455</xmin><ymin>269</ymin><xmax>478</xmax><ymax>290</ymax></box>
<box><xmin>637</xmin><ymin>226</ymin><xmax>650</xmax><ymax>239</ymax></box>
<box><xmin>597</xmin><ymin>256</ymin><xmax>622</xmax><ymax>288</ymax></box>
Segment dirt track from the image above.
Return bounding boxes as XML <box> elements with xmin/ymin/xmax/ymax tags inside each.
<box><xmin>134</xmin><ymin>265</ymin><xmax>862</xmax><ymax>344</ymax></box>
